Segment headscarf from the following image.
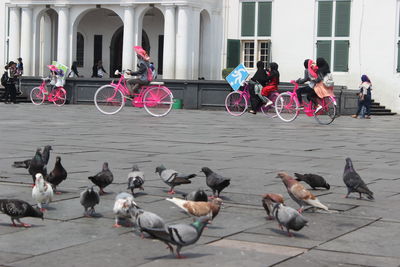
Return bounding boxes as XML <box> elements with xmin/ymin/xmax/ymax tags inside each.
<box><xmin>133</xmin><ymin>46</ymin><xmax>150</xmax><ymax>61</ymax></box>
<box><xmin>361</xmin><ymin>74</ymin><xmax>371</xmax><ymax>84</ymax></box>
<box><xmin>308</xmin><ymin>60</ymin><xmax>318</xmax><ymax>79</ymax></box>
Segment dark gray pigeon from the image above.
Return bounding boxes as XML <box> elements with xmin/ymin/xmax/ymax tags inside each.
<box><xmin>41</xmin><ymin>145</ymin><xmax>52</xmax><ymax>166</ymax></box>
<box><xmin>155</xmin><ymin>165</ymin><xmax>197</xmax><ymax>194</ymax></box>
<box><xmin>142</xmin><ymin>216</ymin><xmax>210</xmax><ymax>258</ymax></box>
<box><xmin>80</xmin><ymin>187</ymin><xmax>100</xmax><ymax>217</ymax></box>
<box><xmin>127</xmin><ymin>165</ymin><xmax>145</xmax><ymax>195</ymax></box>
<box><xmin>201</xmin><ymin>167</ymin><xmax>230</xmax><ymax>198</ymax></box>
<box><xmin>12</xmin><ymin>145</ymin><xmax>52</xmax><ymax>170</ymax></box>
<box><xmin>46</xmin><ymin>156</ymin><xmax>67</xmax><ymax>194</ymax></box>
<box><xmin>130</xmin><ymin>208</ymin><xmax>166</xmax><ymax>238</ymax></box>
<box><xmin>273</xmin><ymin>203</ymin><xmax>308</xmax><ymax>237</ymax></box>
<box><xmin>0</xmin><ymin>199</ymin><xmax>43</xmax><ymax>227</ymax></box>
<box><xmin>182</xmin><ymin>189</ymin><xmax>208</xmax><ymax>202</ymax></box>
<box><xmin>28</xmin><ymin>148</ymin><xmax>46</xmax><ymax>184</ymax></box>
<box><xmin>343</xmin><ymin>158</ymin><xmax>374</xmax><ymax>200</ymax></box>
<box><xmin>88</xmin><ymin>162</ymin><xmax>114</xmax><ymax>195</ymax></box>
<box><xmin>294</xmin><ymin>173</ymin><xmax>330</xmax><ymax>190</ymax></box>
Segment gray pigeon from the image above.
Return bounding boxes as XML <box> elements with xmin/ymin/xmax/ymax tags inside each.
<box><xmin>201</xmin><ymin>167</ymin><xmax>230</xmax><ymax>198</ymax></box>
<box><xmin>294</xmin><ymin>173</ymin><xmax>330</xmax><ymax>190</ymax></box>
<box><xmin>0</xmin><ymin>199</ymin><xmax>43</xmax><ymax>227</ymax></box>
<box><xmin>155</xmin><ymin>165</ymin><xmax>197</xmax><ymax>194</ymax></box>
<box><xmin>130</xmin><ymin>208</ymin><xmax>166</xmax><ymax>238</ymax></box>
<box><xmin>127</xmin><ymin>165</ymin><xmax>144</xmax><ymax>195</ymax></box>
<box><xmin>273</xmin><ymin>203</ymin><xmax>308</xmax><ymax>237</ymax></box>
<box><xmin>46</xmin><ymin>156</ymin><xmax>67</xmax><ymax>194</ymax></box>
<box><xmin>142</xmin><ymin>216</ymin><xmax>210</xmax><ymax>258</ymax></box>
<box><xmin>343</xmin><ymin>158</ymin><xmax>374</xmax><ymax>200</ymax></box>
<box><xmin>80</xmin><ymin>187</ymin><xmax>100</xmax><ymax>216</ymax></box>
<box><xmin>88</xmin><ymin>162</ymin><xmax>114</xmax><ymax>195</ymax></box>
<box><xmin>28</xmin><ymin>148</ymin><xmax>46</xmax><ymax>184</ymax></box>
<box><xmin>182</xmin><ymin>189</ymin><xmax>208</xmax><ymax>202</ymax></box>
<box><xmin>12</xmin><ymin>145</ymin><xmax>52</xmax><ymax>170</ymax></box>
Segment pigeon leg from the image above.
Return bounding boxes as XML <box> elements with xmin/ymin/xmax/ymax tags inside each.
<box><xmin>140</xmin><ymin>186</ymin><xmax>144</xmax><ymax>191</ymax></box>
<box><xmin>113</xmin><ymin>217</ymin><xmax>122</xmax><ymax>228</ymax></box>
<box><xmin>278</xmin><ymin>224</ymin><xmax>283</xmax><ymax>230</ymax></box>
<box><xmin>286</xmin><ymin>229</ymin><xmax>293</xmax><ymax>237</ymax></box>
<box><xmin>99</xmin><ymin>188</ymin><xmax>107</xmax><ymax>195</ymax></box>
<box><xmin>176</xmin><ymin>247</ymin><xmax>186</xmax><ymax>259</ymax></box>
<box><xmin>11</xmin><ymin>218</ymin><xmax>18</xmax><ymax>227</ymax></box>
<box><xmin>164</xmin><ymin>242</ymin><xmax>174</xmax><ymax>254</ymax></box>
<box><xmin>167</xmin><ymin>187</ymin><xmax>176</xmax><ymax>195</ymax></box>
<box><xmin>358</xmin><ymin>193</ymin><xmax>363</xmax><ymax>199</ymax></box>
<box><xmin>267</xmin><ymin>215</ymin><xmax>274</xmax><ymax>220</ymax></box>
<box><xmin>130</xmin><ymin>188</ymin><xmax>134</xmax><ymax>195</ymax></box>
<box><xmin>297</xmin><ymin>207</ymin><xmax>304</xmax><ymax>213</ymax></box>
<box><xmin>16</xmin><ymin>219</ymin><xmax>31</xmax><ymax>228</ymax></box>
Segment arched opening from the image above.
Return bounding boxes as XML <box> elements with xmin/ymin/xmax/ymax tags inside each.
<box><xmin>35</xmin><ymin>8</ymin><xmax>58</xmax><ymax>76</ymax></box>
<box><xmin>73</xmin><ymin>8</ymin><xmax>123</xmax><ymax>77</ymax></box>
<box><xmin>76</xmin><ymin>32</ymin><xmax>84</xmax><ymax>67</ymax></box>
<box><xmin>199</xmin><ymin>10</ymin><xmax>212</xmax><ymax>79</ymax></box>
<box><xmin>142</xmin><ymin>30</ymin><xmax>150</xmax><ymax>55</ymax></box>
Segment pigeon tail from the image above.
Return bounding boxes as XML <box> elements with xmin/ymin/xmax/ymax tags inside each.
<box><xmin>12</xmin><ymin>160</ymin><xmax>30</xmax><ymax>169</ymax></box>
<box><xmin>294</xmin><ymin>173</ymin><xmax>304</xmax><ymax>181</ymax></box>
<box><xmin>305</xmin><ymin>198</ymin><xmax>328</xmax><ymax>211</ymax></box>
<box><xmin>166</xmin><ymin>198</ymin><xmax>188</xmax><ymax>213</ymax></box>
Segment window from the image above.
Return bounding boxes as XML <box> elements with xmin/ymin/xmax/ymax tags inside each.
<box><xmin>316</xmin><ymin>0</ymin><xmax>351</xmax><ymax>72</ymax></box>
<box><xmin>93</xmin><ymin>35</ymin><xmax>103</xmax><ymax>65</ymax></box>
<box><xmin>76</xmin><ymin>32</ymin><xmax>84</xmax><ymax>67</ymax></box>
<box><xmin>239</xmin><ymin>1</ymin><xmax>272</xmax><ymax>68</ymax></box>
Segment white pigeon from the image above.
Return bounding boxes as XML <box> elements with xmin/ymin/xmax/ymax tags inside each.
<box><xmin>113</xmin><ymin>192</ymin><xmax>138</xmax><ymax>228</ymax></box>
<box><xmin>32</xmin><ymin>173</ymin><xmax>53</xmax><ymax>212</ymax></box>
<box><xmin>127</xmin><ymin>165</ymin><xmax>145</xmax><ymax>195</ymax></box>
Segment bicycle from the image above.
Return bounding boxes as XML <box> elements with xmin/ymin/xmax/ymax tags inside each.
<box><xmin>30</xmin><ymin>78</ymin><xmax>67</xmax><ymax>106</ymax></box>
<box><xmin>274</xmin><ymin>81</ymin><xmax>337</xmax><ymax>125</ymax></box>
<box><xmin>94</xmin><ymin>70</ymin><xmax>173</xmax><ymax>117</ymax></box>
<box><xmin>225</xmin><ymin>81</ymin><xmax>279</xmax><ymax>117</ymax></box>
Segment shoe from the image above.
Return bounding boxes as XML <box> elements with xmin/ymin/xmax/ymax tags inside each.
<box><xmin>351</xmin><ymin>115</ymin><xmax>358</xmax><ymax>118</ymax></box>
<box><xmin>264</xmin><ymin>100</ymin><xmax>273</xmax><ymax>107</ymax></box>
<box><xmin>298</xmin><ymin>104</ymin><xmax>304</xmax><ymax>110</ymax></box>
<box><xmin>248</xmin><ymin>109</ymin><xmax>257</xmax><ymax>114</ymax></box>
<box><xmin>365</xmin><ymin>116</ymin><xmax>371</xmax><ymax>119</ymax></box>
<box><xmin>314</xmin><ymin>105</ymin><xmax>322</xmax><ymax>114</ymax></box>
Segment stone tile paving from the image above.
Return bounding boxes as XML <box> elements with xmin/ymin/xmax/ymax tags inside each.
<box><xmin>0</xmin><ymin>103</ymin><xmax>399</xmax><ymax>266</ymax></box>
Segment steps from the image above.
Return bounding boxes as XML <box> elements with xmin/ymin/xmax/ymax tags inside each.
<box><xmin>370</xmin><ymin>100</ymin><xmax>396</xmax><ymax>116</ymax></box>
<box><xmin>0</xmin><ymin>86</ymin><xmax>30</xmax><ymax>103</ymax></box>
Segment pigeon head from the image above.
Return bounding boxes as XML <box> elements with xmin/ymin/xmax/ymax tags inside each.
<box><xmin>102</xmin><ymin>162</ymin><xmax>109</xmax><ymax>171</ymax></box>
<box><xmin>192</xmin><ymin>216</ymin><xmax>211</xmax><ymax>230</ymax></box>
<box><xmin>345</xmin><ymin>158</ymin><xmax>353</xmax><ymax>168</ymax></box>
<box><xmin>35</xmin><ymin>173</ymin><xmax>45</xmax><ymax>187</ymax></box>
<box><xmin>155</xmin><ymin>165</ymin><xmax>166</xmax><ymax>174</ymax></box>
<box><xmin>276</xmin><ymin>172</ymin><xmax>291</xmax><ymax>180</ymax></box>
<box><xmin>56</xmin><ymin>156</ymin><xmax>61</xmax><ymax>162</ymax></box>
<box><xmin>36</xmin><ymin>148</ymin><xmax>42</xmax><ymax>153</ymax></box>
<box><xmin>44</xmin><ymin>145</ymin><xmax>52</xmax><ymax>151</ymax></box>
<box><xmin>29</xmin><ymin>207</ymin><xmax>44</xmax><ymax>220</ymax></box>
<box><xmin>211</xmin><ymin>198</ymin><xmax>223</xmax><ymax>206</ymax></box>
<box><xmin>131</xmin><ymin>164</ymin><xmax>140</xmax><ymax>172</ymax></box>
<box><xmin>200</xmin><ymin>167</ymin><xmax>212</xmax><ymax>176</ymax></box>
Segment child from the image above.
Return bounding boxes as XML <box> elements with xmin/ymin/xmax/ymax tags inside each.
<box><xmin>261</xmin><ymin>62</ymin><xmax>279</xmax><ymax>107</ymax></box>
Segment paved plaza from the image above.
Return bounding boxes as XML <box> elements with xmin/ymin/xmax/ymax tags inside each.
<box><xmin>0</xmin><ymin>103</ymin><xmax>400</xmax><ymax>267</ymax></box>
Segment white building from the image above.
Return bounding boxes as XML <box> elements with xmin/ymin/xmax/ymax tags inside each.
<box><xmin>1</xmin><ymin>0</ymin><xmax>400</xmax><ymax>112</ymax></box>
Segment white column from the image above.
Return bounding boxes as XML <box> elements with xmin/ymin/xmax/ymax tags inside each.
<box><xmin>162</xmin><ymin>5</ymin><xmax>176</xmax><ymax>79</ymax></box>
<box><xmin>56</xmin><ymin>5</ymin><xmax>70</xmax><ymax>66</ymax></box>
<box><xmin>211</xmin><ymin>11</ymin><xmax>222</xmax><ymax>80</ymax></box>
<box><xmin>190</xmin><ymin>8</ymin><xmax>201</xmax><ymax>80</ymax></box>
<box><xmin>175</xmin><ymin>6</ymin><xmax>190</xmax><ymax>79</ymax></box>
<box><xmin>8</xmin><ymin>6</ymin><xmax>21</xmax><ymax>62</ymax></box>
<box><xmin>122</xmin><ymin>5</ymin><xmax>135</xmax><ymax>71</ymax></box>
<box><xmin>20</xmin><ymin>6</ymin><xmax>33</xmax><ymax>75</ymax></box>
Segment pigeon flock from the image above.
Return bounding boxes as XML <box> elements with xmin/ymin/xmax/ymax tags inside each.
<box><xmin>2</xmin><ymin>146</ymin><xmax>375</xmax><ymax>258</ymax></box>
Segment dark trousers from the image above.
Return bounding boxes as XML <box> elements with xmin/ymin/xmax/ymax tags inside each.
<box><xmin>355</xmin><ymin>96</ymin><xmax>371</xmax><ymax>117</ymax></box>
<box><xmin>296</xmin><ymin>85</ymin><xmax>315</xmax><ymax>104</ymax></box>
<box><xmin>3</xmin><ymin>84</ymin><xmax>17</xmax><ymax>103</ymax></box>
<box><xmin>248</xmin><ymin>84</ymin><xmax>263</xmax><ymax>112</ymax></box>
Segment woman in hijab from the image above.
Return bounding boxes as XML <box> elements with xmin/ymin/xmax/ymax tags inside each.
<box><xmin>248</xmin><ymin>61</ymin><xmax>268</xmax><ymax>114</ymax></box>
<box><xmin>352</xmin><ymin>75</ymin><xmax>372</xmax><ymax>119</ymax></box>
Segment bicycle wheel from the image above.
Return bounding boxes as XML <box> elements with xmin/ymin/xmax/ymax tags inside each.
<box><xmin>225</xmin><ymin>91</ymin><xmax>248</xmax><ymax>116</ymax></box>
<box><xmin>314</xmin><ymin>97</ymin><xmax>336</xmax><ymax>125</ymax></box>
<box><xmin>94</xmin><ymin>85</ymin><xmax>125</xmax><ymax>115</ymax></box>
<box><xmin>30</xmin><ymin>87</ymin><xmax>45</xmax><ymax>105</ymax></box>
<box><xmin>261</xmin><ymin>92</ymin><xmax>279</xmax><ymax>118</ymax></box>
<box><xmin>52</xmin><ymin>87</ymin><xmax>67</xmax><ymax>106</ymax></box>
<box><xmin>143</xmin><ymin>86</ymin><xmax>173</xmax><ymax>117</ymax></box>
<box><xmin>274</xmin><ymin>92</ymin><xmax>299</xmax><ymax>122</ymax></box>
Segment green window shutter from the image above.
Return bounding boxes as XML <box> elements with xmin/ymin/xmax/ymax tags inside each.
<box><xmin>397</xmin><ymin>41</ymin><xmax>400</xmax><ymax>72</ymax></box>
<box><xmin>335</xmin><ymin>0</ymin><xmax>351</xmax><ymax>37</ymax></box>
<box><xmin>227</xmin><ymin>39</ymin><xmax>240</xmax><ymax>68</ymax></box>
<box><xmin>318</xmin><ymin>1</ymin><xmax>333</xmax><ymax>37</ymax></box>
<box><xmin>258</xmin><ymin>2</ymin><xmax>272</xmax><ymax>37</ymax></box>
<box><xmin>316</xmin><ymin>40</ymin><xmax>332</xmax><ymax>65</ymax></box>
<box><xmin>334</xmin><ymin>40</ymin><xmax>349</xmax><ymax>72</ymax></box>
<box><xmin>241</xmin><ymin>2</ymin><xmax>255</xmax><ymax>36</ymax></box>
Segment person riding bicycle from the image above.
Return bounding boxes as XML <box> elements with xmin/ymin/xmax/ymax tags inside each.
<box><xmin>313</xmin><ymin>57</ymin><xmax>334</xmax><ymax>113</ymax></box>
<box><xmin>48</xmin><ymin>65</ymin><xmax>65</xmax><ymax>89</ymax></box>
<box><xmin>248</xmin><ymin>61</ymin><xmax>269</xmax><ymax>114</ymax></box>
<box><xmin>126</xmin><ymin>46</ymin><xmax>152</xmax><ymax>97</ymax></box>
<box><xmin>261</xmin><ymin>62</ymin><xmax>280</xmax><ymax>105</ymax></box>
<box><xmin>295</xmin><ymin>59</ymin><xmax>318</xmax><ymax>107</ymax></box>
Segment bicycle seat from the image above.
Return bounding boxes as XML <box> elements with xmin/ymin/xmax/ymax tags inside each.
<box><xmin>149</xmin><ymin>81</ymin><xmax>164</xmax><ymax>85</ymax></box>
<box><xmin>41</xmin><ymin>77</ymin><xmax>51</xmax><ymax>81</ymax></box>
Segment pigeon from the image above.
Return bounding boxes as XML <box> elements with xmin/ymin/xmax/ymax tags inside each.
<box><xmin>276</xmin><ymin>172</ymin><xmax>328</xmax><ymax>212</ymax></box>
<box><xmin>127</xmin><ymin>165</ymin><xmax>145</xmax><ymax>195</ymax></box>
<box><xmin>0</xmin><ymin>199</ymin><xmax>43</xmax><ymax>227</ymax></box>
<box><xmin>32</xmin><ymin>173</ymin><xmax>54</xmax><ymax>212</ymax></box>
<box><xmin>273</xmin><ymin>203</ymin><xmax>308</xmax><ymax>237</ymax></box>
<box><xmin>182</xmin><ymin>189</ymin><xmax>208</xmax><ymax>202</ymax></box>
<box><xmin>200</xmin><ymin>167</ymin><xmax>231</xmax><ymax>198</ymax></box>
<box><xmin>166</xmin><ymin>197</ymin><xmax>223</xmax><ymax>220</ymax></box>
<box><xmin>262</xmin><ymin>193</ymin><xmax>284</xmax><ymax>220</ymax></box>
<box><xmin>142</xmin><ymin>216</ymin><xmax>210</xmax><ymax>259</ymax></box>
<box><xmin>12</xmin><ymin>145</ymin><xmax>52</xmax><ymax>170</ymax></box>
<box><xmin>28</xmin><ymin>148</ymin><xmax>46</xmax><ymax>184</ymax></box>
<box><xmin>343</xmin><ymin>158</ymin><xmax>374</xmax><ymax>200</ymax></box>
<box><xmin>88</xmin><ymin>162</ymin><xmax>114</xmax><ymax>195</ymax></box>
<box><xmin>113</xmin><ymin>192</ymin><xmax>138</xmax><ymax>228</ymax></box>
<box><xmin>294</xmin><ymin>173</ymin><xmax>330</xmax><ymax>190</ymax></box>
<box><xmin>41</xmin><ymin>145</ymin><xmax>52</xmax><ymax>166</ymax></box>
<box><xmin>130</xmin><ymin>208</ymin><xmax>166</xmax><ymax>238</ymax></box>
<box><xmin>155</xmin><ymin>165</ymin><xmax>197</xmax><ymax>194</ymax></box>
<box><xmin>46</xmin><ymin>156</ymin><xmax>68</xmax><ymax>194</ymax></box>
<box><xmin>80</xmin><ymin>187</ymin><xmax>100</xmax><ymax>217</ymax></box>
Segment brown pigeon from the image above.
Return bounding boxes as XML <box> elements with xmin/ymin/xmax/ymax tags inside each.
<box><xmin>262</xmin><ymin>193</ymin><xmax>284</xmax><ymax>220</ymax></box>
<box><xmin>276</xmin><ymin>172</ymin><xmax>328</xmax><ymax>213</ymax></box>
<box><xmin>166</xmin><ymin>197</ymin><xmax>223</xmax><ymax>220</ymax></box>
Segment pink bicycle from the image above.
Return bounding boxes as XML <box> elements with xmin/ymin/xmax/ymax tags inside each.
<box><xmin>274</xmin><ymin>81</ymin><xmax>337</xmax><ymax>125</ymax></box>
<box><xmin>30</xmin><ymin>78</ymin><xmax>67</xmax><ymax>106</ymax></box>
<box><xmin>94</xmin><ymin>70</ymin><xmax>173</xmax><ymax>116</ymax></box>
<box><xmin>225</xmin><ymin>81</ymin><xmax>279</xmax><ymax>117</ymax></box>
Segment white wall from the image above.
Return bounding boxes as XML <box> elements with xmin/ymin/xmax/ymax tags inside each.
<box><xmin>0</xmin><ymin>2</ymin><xmax>6</xmax><ymax>66</ymax></box>
<box><xmin>142</xmin><ymin>8</ymin><xmax>164</xmax><ymax>73</ymax></box>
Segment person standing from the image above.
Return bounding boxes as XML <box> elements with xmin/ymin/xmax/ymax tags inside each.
<box><xmin>92</xmin><ymin>60</ymin><xmax>107</xmax><ymax>78</ymax></box>
<box><xmin>3</xmin><ymin>61</ymin><xmax>20</xmax><ymax>104</ymax></box>
<box><xmin>16</xmin><ymin>58</ymin><xmax>23</xmax><ymax>75</ymax></box>
<box><xmin>352</xmin><ymin>75</ymin><xmax>372</xmax><ymax>119</ymax></box>
<box><xmin>69</xmin><ymin>61</ymin><xmax>81</xmax><ymax>78</ymax></box>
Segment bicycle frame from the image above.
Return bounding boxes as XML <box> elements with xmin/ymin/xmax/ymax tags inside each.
<box><xmin>38</xmin><ymin>79</ymin><xmax>62</xmax><ymax>102</ymax></box>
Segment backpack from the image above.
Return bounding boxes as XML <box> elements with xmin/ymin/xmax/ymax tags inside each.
<box><xmin>1</xmin><ymin>72</ymin><xmax>8</xmax><ymax>87</ymax></box>
<box><xmin>323</xmin><ymin>73</ymin><xmax>334</xmax><ymax>87</ymax></box>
